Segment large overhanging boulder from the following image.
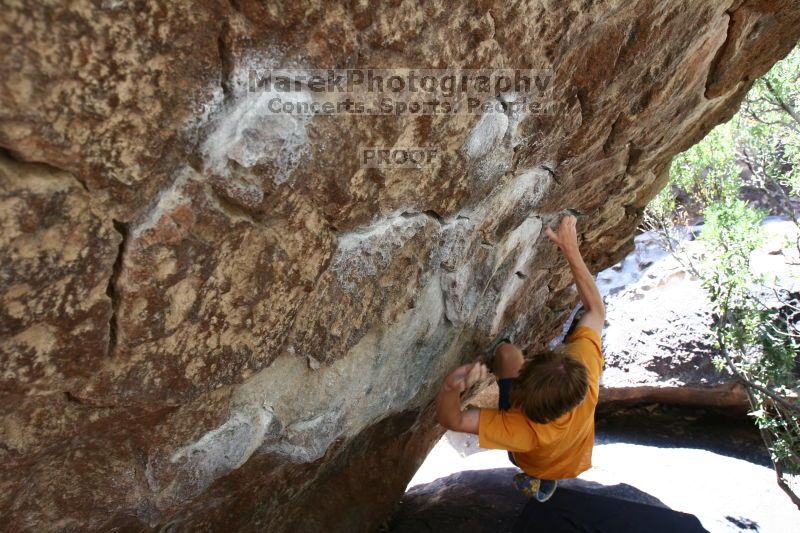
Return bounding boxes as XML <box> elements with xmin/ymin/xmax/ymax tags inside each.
<box><xmin>1</xmin><ymin>1</ymin><xmax>799</xmax><ymax>531</ymax></box>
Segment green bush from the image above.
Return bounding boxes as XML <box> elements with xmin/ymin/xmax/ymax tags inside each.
<box><xmin>645</xmin><ymin>46</ymin><xmax>800</xmax><ymax>507</ymax></box>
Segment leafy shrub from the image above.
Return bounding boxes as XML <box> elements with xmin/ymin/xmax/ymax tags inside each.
<box><xmin>645</xmin><ymin>46</ymin><xmax>800</xmax><ymax>507</ymax></box>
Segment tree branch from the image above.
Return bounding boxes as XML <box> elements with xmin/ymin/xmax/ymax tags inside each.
<box><xmin>765</xmin><ymin>78</ymin><xmax>800</xmax><ymax>127</ymax></box>
<box><xmin>715</xmin><ymin>321</ymin><xmax>800</xmax><ymax>415</ymax></box>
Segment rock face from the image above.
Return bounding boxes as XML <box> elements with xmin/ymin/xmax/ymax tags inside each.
<box><xmin>1</xmin><ymin>1</ymin><xmax>799</xmax><ymax>531</ymax></box>
<box><xmin>389</xmin><ymin>468</ymin><xmax>531</xmax><ymax>533</ymax></box>
<box><xmin>390</xmin><ymin>468</ymin><xmax>705</xmax><ymax>533</ymax></box>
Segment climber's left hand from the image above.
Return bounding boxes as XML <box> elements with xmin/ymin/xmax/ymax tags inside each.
<box><xmin>443</xmin><ymin>362</ymin><xmax>488</xmax><ymax>392</ymax></box>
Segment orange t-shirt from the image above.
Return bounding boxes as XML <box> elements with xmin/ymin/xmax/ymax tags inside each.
<box><xmin>478</xmin><ymin>326</ymin><xmax>604</xmax><ymax>479</ymax></box>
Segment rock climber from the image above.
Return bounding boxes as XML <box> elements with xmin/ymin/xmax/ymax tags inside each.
<box><xmin>435</xmin><ymin>214</ymin><xmax>605</xmax><ymax>502</ymax></box>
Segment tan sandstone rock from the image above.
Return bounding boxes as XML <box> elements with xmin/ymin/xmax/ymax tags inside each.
<box><xmin>1</xmin><ymin>1</ymin><xmax>799</xmax><ymax>531</ymax></box>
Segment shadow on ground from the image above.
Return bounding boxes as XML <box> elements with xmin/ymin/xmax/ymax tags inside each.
<box><xmin>387</xmin><ymin>468</ymin><xmax>707</xmax><ymax>533</ymax></box>
<box><xmin>595</xmin><ymin>403</ymin><xmax>770</xmax><ymax>467</ymax></box>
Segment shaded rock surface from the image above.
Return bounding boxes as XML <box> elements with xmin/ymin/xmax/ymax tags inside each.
<box><xmin>391</xmin><ymin>468</ymin><xmax>706</xmax><ymax>533</ymax></box>
<box><xmin>399</xmin><ymin>406</ymin><xmax>795</xmax><ymax>532</ymax></box>
<box><xmin>1</xmin><ymin>1</ymin><xmax>800</xmax><ymax>531</ymax></box>
<box><xmin>389</xmin><ymin>468</ymin><xmax>529</xmax><ymax>533</ymax></box>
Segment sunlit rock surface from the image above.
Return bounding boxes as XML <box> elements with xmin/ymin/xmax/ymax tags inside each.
<box><xmin>598</xmin><ymin>219</ymin><xmax>800</xmax><ymax>408</ymax></box>
<box><xmin>2</xmin><ymin>1</ymin><xmax>800</xmax><ymax>531</ymax></box>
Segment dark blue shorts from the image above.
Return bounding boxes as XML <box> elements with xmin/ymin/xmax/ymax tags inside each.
<box><xmin>498</xmin><ymin>377</ymin><xmax>515</xmax><ymax>410</ymax></box>
<box><xmin>498</xmin><ymin>378</ymin><xmax>518</xmax><ymax>467</ymax></box>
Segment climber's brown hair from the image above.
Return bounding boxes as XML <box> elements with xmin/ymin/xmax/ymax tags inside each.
<box><xmin>510</xmin><ymin>348</ymin><xmax>589</xmax><ymax>424</ymax></box>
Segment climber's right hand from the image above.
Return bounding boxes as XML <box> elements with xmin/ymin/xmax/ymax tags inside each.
<box><xmin>545</xmin><ymin>214</ymin><xmax>579</xmax><ymax>253</ymax></box>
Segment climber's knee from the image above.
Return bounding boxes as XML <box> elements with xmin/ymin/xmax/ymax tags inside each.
<box><xmin>494</xmin><ymin>342</ymin><xmax>524</xmax><ymax>379</ymax></box>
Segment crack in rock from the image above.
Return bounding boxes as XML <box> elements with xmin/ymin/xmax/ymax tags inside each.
<box><xmin>105</xmin><ymin>219</ymin><xmax>128</xmax><ymax>357</ymax></box>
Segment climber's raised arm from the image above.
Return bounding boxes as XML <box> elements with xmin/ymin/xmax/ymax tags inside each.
<box><xmin>435</xmin><ymin>362</ymin><xmax>488</xmax><ymax>434</ymax></box>
<box><xmin>545</xmin><ymin>215</ymin><xmax>605</xmax><ymax>334</ymax></box>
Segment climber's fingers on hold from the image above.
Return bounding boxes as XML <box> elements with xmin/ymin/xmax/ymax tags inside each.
<box><xmin>450</xmin><ymin>363</ymin><xmax>474</xmax><ymax>377</ymax></box>
<box><xmin>466</xmin><ymin>362</ymin><xmax>480</xmax><ymax>384</ymax></box>
<box><xmin>465</xmin><ymin>362</ymin><xmax>489</xmax><ymax>388</ymax></box>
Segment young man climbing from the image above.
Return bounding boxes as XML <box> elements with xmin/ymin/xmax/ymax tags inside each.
<box><xmin>435</xmin><ymin>214</ymin><xmax>605</xmax><ymax>502</ymax></box>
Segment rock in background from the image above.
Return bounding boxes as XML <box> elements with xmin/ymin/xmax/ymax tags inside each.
<box><xmin>1</xmin><ymin>1</ymin><xmax>799</xmax><ymax>531</ymax></box>
<box><xmin>598</xmin><ymin>218</ymin><xmax>800</xmax><ymax>409</ymax></box>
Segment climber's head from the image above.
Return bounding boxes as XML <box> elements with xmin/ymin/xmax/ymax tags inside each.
<box><xmin>510</xmin><ymin>349</ymin><xmax>589</xmax><ymax>424</ymax></box>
